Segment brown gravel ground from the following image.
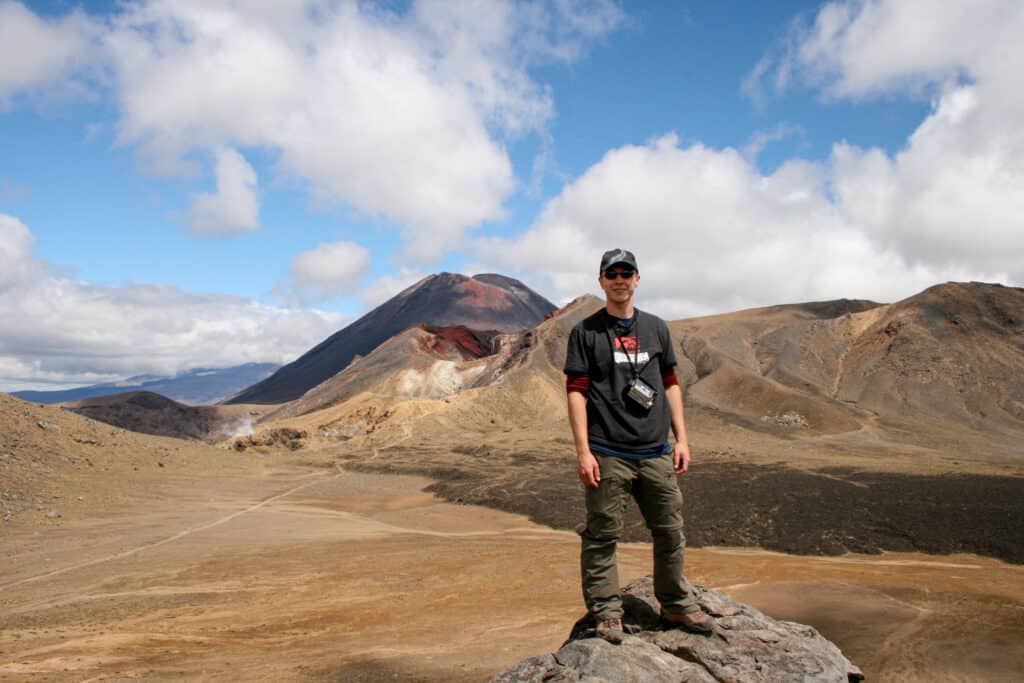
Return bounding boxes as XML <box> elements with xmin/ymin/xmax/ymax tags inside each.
<box><xmin>2</xmin><ymin>459</ymin><xmax>1022</xmax><ymax>682</ymax></box>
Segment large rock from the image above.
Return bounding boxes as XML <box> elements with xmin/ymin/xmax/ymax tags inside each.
<box><xmin>494</xmin><ymin>576</ymin><xmax>864</xmax><ymax>683</ymax></box>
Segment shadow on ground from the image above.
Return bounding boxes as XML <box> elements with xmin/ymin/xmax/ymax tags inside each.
<box><xmin>336</xmin><ymin>444</ymin><xmax>1024</xmax><ymax>564</ymax></box>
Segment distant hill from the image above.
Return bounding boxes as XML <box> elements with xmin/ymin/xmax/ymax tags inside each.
<box><xmin>11</xmin><ymin>363</ymin><xmax>280</xmax><ymax>406</ymax></box>
<box><xmin>227</xmin><ymin>272</ymin><xmax>556</xmax><ymax>405</ymax></box>
<box><xmin>63</xmin><ymin>391</ymin><xmax>227</xmax><ymax>441</ymax></box>
<box><xmin>673</xmin><ymin>281</ymin><xmax>1024</xmax><ymax>435</ymax></box>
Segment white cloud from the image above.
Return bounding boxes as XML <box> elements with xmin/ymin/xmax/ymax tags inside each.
<box><xmin>411</xmin><ymin>0</ymin><xmax>624</xmax><ymax>134</ymax></box>
<box><xmin>0</xmin><ymin>213</ymin><xmax>42</xmax><ymax>290</ymax></box>
<box><xmin>781</xmin><ymin>0</ymin><xmax>1023</xmax><ymax>101</ymax></box>
<box><xmin>0</xmin><ymin>214</ymin><xmax>29</xmax><ymax>288</ymax></box>
<box><xmin>473</xmin><ymin>134</ymin><xmax>1007</xmax><ymax>318</ymax></box>
<box><xmin>476</xmin><ymin>1</ymin><xmax>1022</xmax><ymax>317</ymax></box>
<box><xmin>85</xmin><ymin>0</ymin><xmax>619</xmax><ymax>254</ymax></box>
<box><xmin>0</xmin><ymin>1</ymin><xmax>625</xmax><ymax>390</ymax></box>
<box><xmin>187</xmin><ymin>147</ymin><xmax>260</xmax><ymax>235</ymax></box>
<box><xmin>745</xmin><ymin>0</ymin><xmax>1024</xmax><ymax>280</ymax></box>
<box><xmin>3</xmin><ymin>1</ymin><xmax>622</xmax><ymax>252</ymax></box>
<box><xmin>0</xmin><ymin>2</ymin><xmax>99</xmax><ymax>104</ymax></box>
<box><xmin>0</xmin><ymin>214</ymin><xmax>344</xmax><ymax>392</ymax></box>
<box><xmin>289</xmin><ymin>240</ymin><xmax>371</xmax><ymax>302</ymax></box>
<box><xmin>742</xmin><ymin>123</ymin><xmax>804</xmax><ymax>163</ymax></box>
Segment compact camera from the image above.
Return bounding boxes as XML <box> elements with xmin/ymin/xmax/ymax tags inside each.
<box><xmin>626</xmin><ymin>377</ymin><xmax>656</xmax><ymax>410</ymax></box>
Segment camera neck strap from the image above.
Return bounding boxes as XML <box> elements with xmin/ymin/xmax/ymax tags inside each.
<box><xmin>605</xmin><ymin>312</ymin><xmax>653</xmax><ymax>380</ymax></box>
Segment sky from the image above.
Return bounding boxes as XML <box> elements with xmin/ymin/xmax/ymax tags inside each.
<box><xmin>1</xmin><ymin>0</ymin><xmax>1022</xmax><ymax>391</ymax></box>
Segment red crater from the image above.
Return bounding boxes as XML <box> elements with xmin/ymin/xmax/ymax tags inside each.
<box><xmin>415</xmin><ymin>324</ymin><xmax>496</xmax><ymax>359</ymax></box>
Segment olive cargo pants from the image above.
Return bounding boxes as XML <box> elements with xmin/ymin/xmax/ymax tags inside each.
<box><xmin>580</xmin><ymin>452</ymin><xmax>697</xmax><ymax>621</ymax></box>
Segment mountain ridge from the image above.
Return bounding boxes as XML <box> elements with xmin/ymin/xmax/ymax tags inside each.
<box><xmin>11</xmin><ymin>363</ymin><xmax>280</xmax><ymax>406</ymax></box>
<box><xmin>255</xmin><ymin>280</ymin><xmax>1024</xmax><ymax>466</ymax></box>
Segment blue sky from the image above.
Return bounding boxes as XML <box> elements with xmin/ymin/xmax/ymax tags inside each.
<box><xmin>1</xmin><ymin>1</ymin><xmax>1021</xmax><ymax>390</ymax></box>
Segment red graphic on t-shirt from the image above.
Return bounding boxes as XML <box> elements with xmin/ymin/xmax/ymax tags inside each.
<box><xmin>614</xmin><ymin>336</ymin><xmax>639</xmax><ymax>351</ymax></box>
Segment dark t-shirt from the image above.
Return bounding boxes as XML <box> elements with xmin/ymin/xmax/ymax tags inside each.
<box><xmin>564</xmin><ymin>308</ymin><xmax>677</xmax><ymax>451</ymax></box>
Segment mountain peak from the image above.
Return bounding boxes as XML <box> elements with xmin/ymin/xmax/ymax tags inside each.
<box><xmin>228</xmin><ymin>272</ymin><xmax>555</xmax><ymax>404</ymax></box>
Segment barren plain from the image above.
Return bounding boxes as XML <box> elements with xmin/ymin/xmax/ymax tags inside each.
<box><xmin>2</xmin><ymin>450</ymin><xmax>1022</xmax><ymax>682</ymax></box>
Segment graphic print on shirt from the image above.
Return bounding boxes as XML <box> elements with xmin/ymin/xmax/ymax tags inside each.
<box><xmin>613</xmin><ymin>336</ymin><xmax>650</xmax><ymax>365</ymax></box>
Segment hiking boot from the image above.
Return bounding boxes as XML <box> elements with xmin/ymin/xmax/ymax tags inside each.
<box><xmin>661</xmin><ymin>608</ymin><xmax>715</xmax><ymax>634</ymax></box>
<box><xmin>594</xmin><ymin>617</ymin><xmax>626</xmax><ymax>643</ymax></box>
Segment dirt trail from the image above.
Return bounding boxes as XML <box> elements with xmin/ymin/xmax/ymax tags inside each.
<box><xmin>0</xmin><ymin>472</ymin><xmax>331</xmax><ymax>594</ymax></box>
<box><xmin>2</xmin><ymin>464</ymin><xmax>1022</xmax><ymax>682</ymax></box>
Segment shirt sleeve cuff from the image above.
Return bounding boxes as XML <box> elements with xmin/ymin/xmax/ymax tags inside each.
<box><xmin>565</xmin><ymin>373</ymin><xmax>590</xmax><ymax>394</ymax></box>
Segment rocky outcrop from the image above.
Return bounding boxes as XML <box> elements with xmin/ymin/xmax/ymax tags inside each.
<box><xmin>494</xmin><ymin>577</ymin><xmax>864</xmax><ymax>683</ymax></box>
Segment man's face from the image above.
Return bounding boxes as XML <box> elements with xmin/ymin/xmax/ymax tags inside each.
<box><xmin>599</xmin><ymin>265</ymin><xmax>639</xmax><ymax>304</ymax></box>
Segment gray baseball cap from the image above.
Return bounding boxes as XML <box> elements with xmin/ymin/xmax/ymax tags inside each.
<box><xmin>599</xmin><ymin>248</ymin><xmax>638</xmax><ymax>272</ymax></box>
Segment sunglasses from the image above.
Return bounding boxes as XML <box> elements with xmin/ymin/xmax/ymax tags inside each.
<box><xmin>603</xmin><ymin>269</ymin><xmax>636</xmax><ymax>280</ymax></box>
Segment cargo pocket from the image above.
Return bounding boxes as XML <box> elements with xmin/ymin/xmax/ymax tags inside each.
<box><xmin>584</xmin><ymin>475</ymin><xmax>625</xmax><ymax>541</ymax></box>
<box><xmin>636</xmin><ymin>454</ymin><xmax>683</xmax><ymax>533</ymax></box>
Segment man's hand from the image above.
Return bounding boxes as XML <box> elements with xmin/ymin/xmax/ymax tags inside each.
<box><xmin>673</xmin><ymin>441</ymin><xmax>691</xmax><ymax>474</ymax></box>
<box><xmin>578</xmin><ymin>451</ymin><xmax>601</xmax><ymax>488</ymax></box>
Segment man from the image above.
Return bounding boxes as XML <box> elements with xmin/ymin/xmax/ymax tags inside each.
<box><xmin>564</xmin><ymin>248</ymin><xmax>713</xmax><ymax>641</ymax></box>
